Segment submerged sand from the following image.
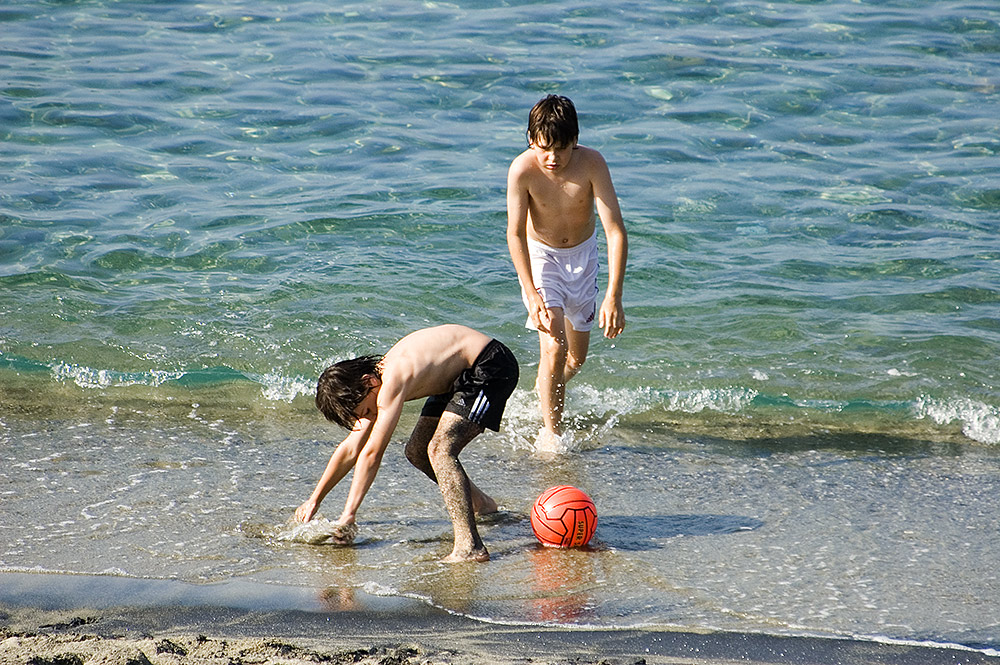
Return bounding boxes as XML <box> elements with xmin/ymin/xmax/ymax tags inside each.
<box><xmin>3</xmin><ymin>602</ymin><xmax>999</xmax><ymax>665</ymax></box>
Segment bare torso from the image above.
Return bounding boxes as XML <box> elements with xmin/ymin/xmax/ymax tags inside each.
<box><xmin>519</xmin><ymin>145</ymin><xmax>601</xmax><ymax>248</ymax></box>
<box><xmin>379</xmin><ymin>325</ymin><xmax>492</xmax><ymax>401</ymax></box>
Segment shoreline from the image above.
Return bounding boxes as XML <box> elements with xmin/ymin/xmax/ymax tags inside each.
<box><xmin>2</xmin><ymin>572</ymin><xmax>998</xmax><ymax>665</ymax></box>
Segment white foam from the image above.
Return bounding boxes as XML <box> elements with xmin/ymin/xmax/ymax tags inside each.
<box><xmin>47</xmin><ymin>361</ymin><xmax>313</xmax><ymax>403</ymax></box>
<box><xmin>532</xmin><ymin>428</ymin><xmax>572</xmax><ymax>455</ymax></box>
<box><xmin>50</xmin><ymin>362</ymin><xmax>182</xmax><ymax>389</ymax></box>
<box><xmin>567</xmin><ymin>384</ymin><xmax>658</xmax><ymax>417</ymax></box>
<box><xmin>914</xmin><ymin>396</ymin><xmax>1000</xmax><ymax>445</ymax></box>
<box><xmin>529</xmin><ymin>384</ymin><xmax>758</xmax><ymax>420</ymax></box>
<box><xmin>856</xmin><ymin>633</ymin><xmax>1000</xmax><ymax>659</ymax></box>
<box><xmin>361</xmin><ymin>581</ymin><xmax>399</xmax><ymax>597</ymax></box>
<box><xmin>257</xmin><ymin>372</ymin><xmax>314</xmax><ymax>402</ymax></box>
<box><xmin>503</xmin><ymin>384</ymin><xmax>758</xmax><ymax>432</ymax></box>
<box><xmin>664</xmin><ymin>387</ymin><xmax>759</xmax><ymax>414</ymax></box>
<box><xmin>269</xmin><ymin>517</ymin><xmax>357</xmax><ymax>545</ymax></box>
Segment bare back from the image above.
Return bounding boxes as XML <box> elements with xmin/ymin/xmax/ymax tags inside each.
<box><xmin>379</xmin><ymin>325</ymin><xmax>492</xmax><ymax>402</ymax></box>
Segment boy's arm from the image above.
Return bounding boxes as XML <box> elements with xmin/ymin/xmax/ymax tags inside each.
<box><xmin>506</xmin><ymin>159</ymin><xmax>553</xmax><ymax>332</ymax></box>
<box><xmin>592</xmin><ymin>154</ymin><xmax>627</xmax><ymax>339</ymax></box>
<box><xmin>295</xmin><ymin>421</ymin><xmax>373</xmax><ymax>523</ymax></box>
<box><xmin>336</xmin><ymin>391</ymin><xmax>405</xmax><ymax>525</ymax></box>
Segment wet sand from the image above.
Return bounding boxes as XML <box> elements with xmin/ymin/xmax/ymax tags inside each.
<box><xmin>3</xmin><ymin>586</ymin><xmax>999</xmax><ymax>665</ymax></box>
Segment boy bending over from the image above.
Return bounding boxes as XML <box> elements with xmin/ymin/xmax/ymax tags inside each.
<box><xmin>295</xmin><ymin>325</ymin><xmax>519</xmax><ymax>562</ymax></box>
<box><xmin>506</xmin><ymin>95</ymin><xmax>627</xmax><ymax>448</ymax></box>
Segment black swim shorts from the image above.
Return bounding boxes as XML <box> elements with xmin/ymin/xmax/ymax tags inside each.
<box><xmin>419</xmin><ymin>339</ymin><xmax>519</xmax><ymax>432</ymax></box>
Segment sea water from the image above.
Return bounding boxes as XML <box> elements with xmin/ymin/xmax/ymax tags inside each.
<box><xmin>2</xmin><ymin>0</ymin><xmax>1000</xmax><ymax>655</ymax></box>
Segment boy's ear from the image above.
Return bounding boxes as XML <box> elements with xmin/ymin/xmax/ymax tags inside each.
<box><xmin>363</xmin><ymin>374</ymin><xmax>382</xmax><ymax>389</ymax></box>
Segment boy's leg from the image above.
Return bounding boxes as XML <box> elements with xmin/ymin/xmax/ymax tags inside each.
<box><xmin>426</xmin><ymin>412</ymin><xmax>491</xmax><ymax>562</ymax></box>
<box><xmin>538</xmin><ymin>310</ymin><xmax>592</xmax><ymax>436</ymax></box>
<box><xmin>406</xmin><ymin>416</ymin><xmax>497</xmax><ymax>515</ymax></box>
<box><xmin>404</xmin><ymin>416</ymin><xmax>439</xmax><ymax>481</ymax></box>
<box><xmin>563</xmin><ymin>323</ymin><xmax>591</xmax><ymax>384</ymax></box>
<box><xmin>537</xmin><ymin>308</ymin><xmax>568</xmax><ymax>436</ymax></box>
<box><xmin>537</xmin><ymin>316</ymin><xmax>591</xmax><ymax>448</ymax></box>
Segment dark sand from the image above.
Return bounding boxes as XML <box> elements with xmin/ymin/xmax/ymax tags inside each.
<box><xmin>1</xmin><ymin>573</ymin><xmax>998</xmax><ymax>665</ymax></box>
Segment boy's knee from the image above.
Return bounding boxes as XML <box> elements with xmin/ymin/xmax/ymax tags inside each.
<box><xmin>566</xmin><ymin>352</ymin><xmax>585</xmax><ymax>373</ymax></box>
<box><xmin>539</xmin><ymin>334</ymin><xmax>567</xmax><ymax>360</ymax></box>
<box><xmin>426</xmin><ymin>439</ymin><xmax>453</xmax><ymax>470</ymax></box>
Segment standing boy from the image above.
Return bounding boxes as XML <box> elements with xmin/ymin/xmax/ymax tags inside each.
<box><xmin>506</xmin><ymin>95</ymin><xmax>627</xmax><ymax>449</ymax></box>
<box><xmin>295</xmin><ymin>325</ymin><xmax>519</xmax><ymax>563</ymax></box>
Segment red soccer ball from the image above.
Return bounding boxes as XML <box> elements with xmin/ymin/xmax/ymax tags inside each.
<box><xmin>530</xmin><ymin>485</ymin><xmax>598</xmax><ymax>548</ymax></box>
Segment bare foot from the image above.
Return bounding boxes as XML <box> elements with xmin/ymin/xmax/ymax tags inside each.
<box><xmin>442</xmin><ymin>547</ymin><xmax>490</xmax><ymax>563</ymax></box>
<box><xmin>534</xmin><ymin>427</ymin><xmax>569</xmax><ymax>454</ymax></box>
<box><xmin>331</xmin><ymin>521</ymin><xmax>358</xmax><ymax>545</ymax></box>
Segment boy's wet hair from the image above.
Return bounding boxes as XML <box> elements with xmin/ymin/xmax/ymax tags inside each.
<box><xmin>316</xmin><ymin>355</ymin><xmax>383</xmax><ymax>429</ymax></box>
<box><xmin>526</xmin><ymin>95</ymin><xmax>579</xmax><ymax>149</ymax></box>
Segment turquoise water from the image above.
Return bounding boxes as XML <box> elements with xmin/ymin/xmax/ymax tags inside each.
<box><xmin>2</xmin><ymin>0</ymin><xmax>1000</xmax><ymax>655</ymax></box>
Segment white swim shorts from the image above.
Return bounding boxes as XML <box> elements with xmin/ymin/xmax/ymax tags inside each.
<box><xmin>520</xmin><ymin>231</ymin><xmax>599</xmax><ymax>332</ymax></box>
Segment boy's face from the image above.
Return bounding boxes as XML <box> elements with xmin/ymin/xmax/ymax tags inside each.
<box><xmin>530</xmin><ymin>137</ymin><xmax>577</xmax><ymax>174</ymax></box>
<box><xmin>353</xmin><ymin>377</ymin><xmax>380</xmax><ymax>422</ymax></box>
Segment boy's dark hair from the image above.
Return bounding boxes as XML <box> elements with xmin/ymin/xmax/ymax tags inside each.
<box><xmin>526</xmin><ymin>95</ymin><xmax>579</xmax><ymax>149</ymax></box>
<box><xmin>316</xmin><ymin>355</ymin><xmax>383</xmax><ymax>429</ymax></box>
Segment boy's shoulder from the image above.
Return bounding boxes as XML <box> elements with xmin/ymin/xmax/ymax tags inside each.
<box><xmin>508</xmin><ymin>147</ymin><xmax>533</xmax><ymax>169</ymax></box>
<box><xmin>573</xmin><ymin>144</ymin><xmax>607</xmax><ymax>165</ymax></box>
<box><xmin>508</xmin><ymin>145</ymin><xmax>605</xmax><ymax>175</ymax></box>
